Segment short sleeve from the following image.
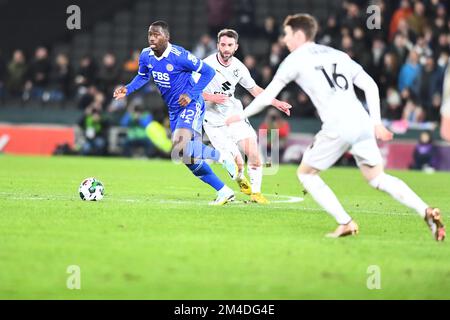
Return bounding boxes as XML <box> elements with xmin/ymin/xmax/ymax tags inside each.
<box><xmin>238</xmin><ymin>63</ymin><xmax>256</xmax><ymax>89</ymax></box>
<box><xmin>178</xmin><ymin>49</ymin><xmax>204</xmax><ymax>73</ymax></box>
<box><xmin>137</xmin><ymin>49</ymin><xmax>150</xmax><ymax>76</ymax></box>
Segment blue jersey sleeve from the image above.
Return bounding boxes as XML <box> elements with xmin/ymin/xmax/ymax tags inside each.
<box><xmin>125</xmin><ymin>49</ymin><xmax>151</xmax><ymax>95</ymax></box>
<box><xmin>177</xmin><ymin>49</ymin><xmax>216</xmax><ymax>101</ymax></box>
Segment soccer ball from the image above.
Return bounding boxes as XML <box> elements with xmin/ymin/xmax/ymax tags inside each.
<box><xmin>78</xmin><ymin>177</ymin><xmax>104</xmax><ymax>201</ymax></box>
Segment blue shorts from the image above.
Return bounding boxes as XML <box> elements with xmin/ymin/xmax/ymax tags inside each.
<box><xmin>169</xmin><ymin>100</ymin><xmax>205</xmax><ymax>135</ymax></box>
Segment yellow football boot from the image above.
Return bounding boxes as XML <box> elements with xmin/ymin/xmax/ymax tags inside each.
<box><xmin>250</xmin><ymin>192</ymin><xmax>270</xmax><ymax>204</ymax></box>
<box><xmin>237</xmin><ymin>176</ymin><xmax>252</xmax><ymax>195</ymax></box>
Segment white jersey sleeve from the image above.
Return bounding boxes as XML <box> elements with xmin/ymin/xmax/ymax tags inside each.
<box><xmin>344</xmin><ymin>53</ymin><xmax>364</xmax><ymax>81</ymax></box>
<box><xmin>273</xmin><ymin>53</ymin><xmax>300</xmax><ymax>85</ymax></box>
<box><xmin>238</xmin><ymin>61</ymin><xmax>256</xmax><ymax>90</ymax></box>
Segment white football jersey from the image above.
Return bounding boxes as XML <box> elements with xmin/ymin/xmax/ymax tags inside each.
<box><xmin>202</xmin><ymin>53</ymin><xmax>256</xmax><ymax>126</ymax></box>
<box><xmin>274</xmin><ymin>42</ymin><xmax>371</xmax><ymax>136</ymax></box>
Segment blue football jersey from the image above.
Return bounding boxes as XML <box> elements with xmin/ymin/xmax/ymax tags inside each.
<box><xmin>126</xmin><ymin>43</ymin><xmax>213</xmax><ymax>118</ymax></box>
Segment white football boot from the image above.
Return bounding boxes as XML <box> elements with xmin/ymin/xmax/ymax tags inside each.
<box><xmin>210</xmin><ymin>185</ymin><xmax>235</xmax><ymax>206</ymax></box>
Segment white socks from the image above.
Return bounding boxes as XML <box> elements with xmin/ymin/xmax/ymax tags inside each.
<box><xmin>298</xmin><ymin>174</ymin><xmax>352</xmax><ymax>225</ymax></box>
<box><xmin>369</xmin><ymin>173</ymin><xmax>428</xmax><ymax>218</ymax></box>
<box><xmin>248</xmin><ymin>165</ymin><xmax>262</xmax><ymax>193</ymax></box>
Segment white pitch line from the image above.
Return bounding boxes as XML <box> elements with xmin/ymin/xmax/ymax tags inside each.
<box><xmin>0</xmin><ymin>192</ymin><xmax>418</xmax><ymax>217</ymax></box>
<box><xmin>0</xmin><ymin>193</ymin><xmax>303</xmax><ymax>204</ymax></box>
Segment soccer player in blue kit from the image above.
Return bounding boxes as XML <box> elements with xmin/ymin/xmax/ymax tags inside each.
<box><xmin>114</xmin><ymin>21</ymin><xmax>237</xmax><ymax>205</ymax></box>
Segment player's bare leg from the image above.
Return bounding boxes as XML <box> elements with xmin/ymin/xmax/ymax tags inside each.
<box><xmin>234</xmin><ymin>151</ymin><xmax>252</xmax><ymax>195</ymax></box>
<box><xmin>297</xmin><ymin>162</ymin><xmax>358</xmax><ymax>237</ymax></box>
<box><xmin>360</xmin><ymin>163</ymin><xmax>445</xmax><ymax>241</ymax></box>
<box><xmin>240</xmin><ymin>137</ymin><xmax>269</xmax><ymax>204</ymax></box>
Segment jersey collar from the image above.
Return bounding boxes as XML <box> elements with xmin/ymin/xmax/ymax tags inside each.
<box><xmin>149</xmin><ymin>43</ymin><xmax>172</xmax><ymax>61</ymax></box>
<box><xmin>216</xmin><ymin>53</ymin><xmax>232</xmax><ymax>67</ymax></box>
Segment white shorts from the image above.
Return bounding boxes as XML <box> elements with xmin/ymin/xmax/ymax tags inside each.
<box><xmin>302</xmin><ymin>130</ymin><xmax>383</xmax><ymax>171</ymax></box>
<box><xmin>203</xmin><ymin>119</ymin><xmax>257</xmax><ymax>157</ymax></box>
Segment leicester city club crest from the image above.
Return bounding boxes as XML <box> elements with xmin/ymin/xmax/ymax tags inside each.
<box><xmin>166</xmin><ymin>63</ymin><xmax>174</xmax><ymax>72</ymax></box>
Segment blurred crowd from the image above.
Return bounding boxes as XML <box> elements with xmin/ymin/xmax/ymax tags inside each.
<box><xmin>209</xmin><ymin>0</ymin><xmax>450</xmax><ymax>125</ymax></box>
<box><xmin>0</xmin><ymin>0</ymin><xmax>449</xmax><ymax>158</ymax></box>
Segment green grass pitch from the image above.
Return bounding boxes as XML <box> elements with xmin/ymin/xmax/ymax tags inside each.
<box><xmin>0</xmin><ymin>154</ymin><xmax>449</xmax><ymax>299</ymax></box>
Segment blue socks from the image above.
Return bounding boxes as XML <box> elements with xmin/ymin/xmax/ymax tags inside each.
<box><xmin>186</xmin><ymin>140</ymin><xmax>221</xmax><ymax>162</ymax></box>
<box><xmin>186</xmin><ymin>161</ymin><xmax>224</xmax><ymax>191</ymax></box>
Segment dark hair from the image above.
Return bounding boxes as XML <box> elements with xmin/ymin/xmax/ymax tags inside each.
<box><xmin>283</xmin><ymin>13</ymin><xmax>318</xmax><ymax>41</ymax></box>
<box><xmin>217</xmin><ymin>29</ymin><xmax>239</xmax><ymax>43</ymax></box>
<box><xmin>150</xmin><ymin>20</ymin><xmax>170</xmax><ymax>37</ymax></box>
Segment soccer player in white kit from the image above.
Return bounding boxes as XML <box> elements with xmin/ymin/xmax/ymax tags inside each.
<box><xmin>201</xmin><ymin>29</ymin><xmax>291</xmax><ymax>204</ymax></box>
<box><xmin>226</xmin><ymin>14</ymin><xmax>445</xmax><ymax>240</ymax></box>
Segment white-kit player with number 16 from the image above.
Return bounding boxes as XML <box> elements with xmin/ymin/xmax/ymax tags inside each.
<box><xmin>226</xmin><ymin>14</ymin><xmax>445</xmax><ymax>240</ymax></box>
<box><xmin>201</xmin><ymin>29</ymin><xmax>292</xmax><ymax>204</ymax></box>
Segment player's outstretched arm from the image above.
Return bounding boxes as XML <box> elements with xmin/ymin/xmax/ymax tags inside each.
<box><xmin>244</xmin><ymin>79</ymin><xmax>286</xmax><ymax>117</ymax></box>
<box><xmin>114</xmin><ymin>50</ymin><xmax>151</xmax><ymax>100</ymax></box>
<box><xmin>247</xmin><ymin>85</ymin><xmax>291</xmax><ymax>116</ymax></box>
<box><xmin>374</xmin><ymin>124</ymin><xmax>394</xmax><ymax>141</ymax></box>
<box><xmin>353</xmin><ymin>70</ymin><xmax>393</xmax><ymax>141</ymax></box>
<box><xmin>116</xmin><ymin>73</ymin><xmax>150</xmax><ymax>99</ymax></box>
<box><xmin>225</xmin><ymin>79</ymin><xmax>286</xmax><ymax>126</ymax></box>
<box><xmin>113</xmin><ymin>86</ymin><xmax>127</xmax><ymax>100</ymax></box>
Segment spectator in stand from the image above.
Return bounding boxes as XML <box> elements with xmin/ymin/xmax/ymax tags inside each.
<box><xmin>370</xmin><ymin>38</ymin><xmax>386</xmax><ymax>78</ymax></box>
<box><xmin>119</xmin><ymin>104</ymin><xmax>155</xmax><ymax>158</ymax></box>
<box><xmin>435</xmin><ymin>33</ymin><xmax>450</xmax><ymax>60</ymax></box>
<box><xmin>389</xmin><ymin>0</ymin><xmax>413</xmax><ymax>41</ymax></box>
<box><xmin>5</xmin><ymin>50</ymin><xmax>27</xmax><ymax>98</ymax></box>
<box><xmin>23</xmin><ymin>46</ymin><xmax>51</xmax><ymax>101</ymax></box>
<box><xmin>441</xmin><ymin>63</ymin><xmax>450</xmax><ymax>141</ymax></box>
<box><xmin>47</xmin><ymin>53</ymin><xmax>72</xmax><ymax>102</ymax></box>
<box><xmin>396</xmin><ymin>18</ymin><xmax>416</xmax><ymax>45</ymax></box>
<box><xmin>410</xmin><ymin>131</ymin><xmax>435</xmax><ymax>170</ymax></box>
<box><xmin>340</xmin><ymin>1</ymin><xmax>364</xmax><ymax>30</ymax></box>
<box><xmin>413</xmin><ymin>36</ymin><xmax>433</xmax><ymax>63</ymax></box>
<box><xmin>235</xmin><ymin>0</ymin><xmax>256</xmax><ymax>37</ymax></box>
<box><xmin>78</xmin><ymin>106</ymin><xmax>109</xmax><ymax>156</ymax></box>
<box><xmin>74</xmin><ymin>55</ymin><xmax>98</xmax><ymax>95</ymax></box>
<box><xmin>97</xmin><ymin>52</ymin><xmax>120</xmax><ymax>96</ymax></box>
<box><xmin>417</xmin><ymin>55</ymin><xmax>445</xmax><ymax>120</ymax></box>
<box><xmin>340</xmin><ymin>34</ymin><xmax>355</xmax><ymax>59</ymax></box>
<box><xmin>428</xmin><ymin>92</ymin><xmax>443</xmax><ymax>122</ymax></box>
<box><xmin>398</xmin><ymin>50</ymin><xmax>421</xmax><ymax>96</ymax></box>
<box><xmin>261</xmin><ymin>16</ymin><xmax>279</xmax><ymax>43</ymax></box>
<box><xmin>352</xmin><ymin>26</ymin><xmax>372</xmax><ymax>69</ymax></box>
<box><xmin>318</xmin><ymin>15</ymin><xmax>340</xmax><ymax>48</ymax></box>
<box><xmin>207</xmin><ymin>0</ymin><xmax>232</xmax><ymax>36</ymax></box>
<box><xmin>243</xmin><ymin>54</ymin><xmax>261</xmax><ymax>84</ymax></box>
<box><xmin>295</xmin><ymin>90</ymin><xmax>316</xmax><ymax>118</ymax></box>
<box><xmin>192</xmin><ymin>33</ymin><xmax>216</xmax><ymax>59</ymax></box>
<box><xmin>407</xmin><ymin>1</ymin><xmax>428</xmax><ymax>37</ymax></box>
<box><xmin>268</xmin><ymin>42</ymin><xmax>284</xmax><ymax>70</ymax></box>
<box><xmin>0</xmin><ymin>50</ymin><xmax>5</xmax><ymax>101</ymax></box>
<box><xmin>387</xmin><ymin>33</ymin><xmax>410</xmax><ymax>66</ymax></box>
<box><xmin>78</xmin><ymin>85</ymin><xmax>105</xmax><ymax>111</ymax></box>
<box><xmin>120</xmin><ymin>50</ymin><xmax>140</xmax><ymax>84</ymax></box>
<box><xmin>260</xmin><ymin>65</ymin><xmax>273</xmax><ymax>89</ymax></box>
<box><xmin>382</xmin><ymin>87</ymin><xmax>403</xmax><ymax>120</ymax></box>
<box><xmin>379</xmin><ymin>52</ymin><xmax>400</xmax><ymax>98</ymax></box>
<box><xmin>402</xmin><ymin>98</ymin><xmax>425</xmax><ymax>123</ymax></box>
